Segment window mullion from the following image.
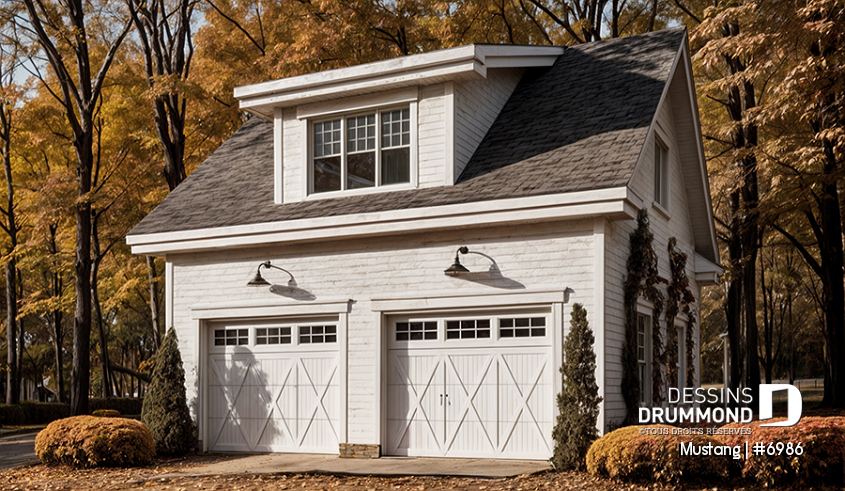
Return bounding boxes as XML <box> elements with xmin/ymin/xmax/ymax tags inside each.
<box><xmin>375</xmin><ymin>112</ymin><xmax>381</xmax><ymax>187</ymax></box>
<box><xmin>341</xmin><ymin>118</ymin><xmax>347</xmax><ymax>191</ymax></box>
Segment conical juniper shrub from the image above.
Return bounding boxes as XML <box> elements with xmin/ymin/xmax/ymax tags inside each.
<box><xmin>552</xmin><ymin>303</ymin><xmax>602</xmax><ymax>470</ymax></box>
<box><xmin>141</xmin><ymin>327</ymin><xmax>197</xmax><ymax>455</ymax></box>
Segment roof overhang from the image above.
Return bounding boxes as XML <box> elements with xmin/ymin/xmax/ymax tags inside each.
<box><xmin>127</xmin><ymin>186</ymin><xmax>635</xmax><ymax>255</ymax></box>
<box><xmin>628</xmin><ymin>34</ymin><xmax>720</xmax><ymax>266</ymax></box>
<box><xmin>695</xmin><ymin>253</ymin><xmax>723</xmax><ymax>286</ymax></box>
<box><xmin>234</xmin><ymin>44</ymin><xmax>564</xmax><ymax>119</ymax></box>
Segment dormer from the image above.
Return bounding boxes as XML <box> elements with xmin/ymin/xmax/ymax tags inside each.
<box><xmin>233</xmin><ymin>45</ymin><xmax>564</xmax><ymax>204</ymax></box>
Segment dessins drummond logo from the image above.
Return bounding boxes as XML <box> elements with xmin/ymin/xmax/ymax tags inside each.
<box><xmin>639</xmin><ymin>384</ymin><xmax>803</xmax><ymax>426</ymax></box>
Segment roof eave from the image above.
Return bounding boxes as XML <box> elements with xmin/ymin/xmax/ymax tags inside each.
<box><xmin>235</xmin><ymin>44</ymin><xmax>564</xmax><ymax>120</ymax></box>
<box><xmin>127</xmin><ymin>187</ymin><xmax>633</xmax><ymax>255</ymax></box>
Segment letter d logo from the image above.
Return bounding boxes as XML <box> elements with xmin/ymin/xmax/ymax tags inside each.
<box><xmin>759</xmin><ymin>384</ymin><xmax>802</xmax><ymax>427</ymax></box>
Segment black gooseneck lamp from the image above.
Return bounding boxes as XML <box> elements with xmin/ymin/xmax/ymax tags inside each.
<box><xmin>247</xmin><ymin>261</ymin><xmax>297</xmax><ymax>287</ymax></box>
<box><xmin>444</xmin><ymin>246</ymin><xmax>471</xmax><ymax>276</ymax></box>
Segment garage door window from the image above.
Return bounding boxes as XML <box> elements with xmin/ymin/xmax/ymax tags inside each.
<box><xmin>255</xmin><ymin>327</ymin><xmax>291</xmax><ymax>345</ymax></box>
<box><xmin>395</xmin><ymin>321</ymin><xmax>437</xmax><ymax>341</ymax></box>
<box><xmin>499</xmin><ymin>317</ymin><xmax>546</xmax><ymax>338</ymax></box>
<box><xmin>214</xmin><ymin>328</ymin><xmax>248</xmax><ymax>346</ymax></box>
<box><xmin>446</xmin><ymin>319</ymin><xmax>491</xmax><ymax>339</ymax></box>
<box><xmin>300</xmin><ymin>325</ymin><xmax>337</xmax><ymax>344</ymax></box>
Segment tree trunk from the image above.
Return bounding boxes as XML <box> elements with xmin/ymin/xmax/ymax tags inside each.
<box><xmin>818</xmin><ymin>166</ymin><xmax>845</xmax><ymax>406</ymax></box>
<box><xmin>71</xmin><ymin>140</ymin><xmax>93</xmax><ymax>416</ymax></box>
<box><xmin>1</xmin><ymin>104</ymin><xmax>18</xmax><ymax>405</ymax></box>
<box><xmin>21</xmin><ymin>0</ymin><xmax>131</xmax><ymax>416</ymax></box>
<box><xmin>726</xmin><ymin>190</ymin><xmax>743</xmax><ymax>391</ymax></box>
<box><xmin>92</xmin><ymin>211</ymin><xmax>111</xmax><ymax>398</ymax></box>
<box><xmin>148</xmin><ymin>256</ymin><xmax>161</xmax><ymax>351</ymax></box>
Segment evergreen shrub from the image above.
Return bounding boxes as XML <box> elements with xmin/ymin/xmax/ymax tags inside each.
<box><xmin>0</xmin><ymin>404</ymin><xmax>24</xmax><ymax>426</ymax></box>
<box><xmin>552</xmin><ymin>303</ymin><xmax>602</xmax><ymax>470</ymax></box>
<box><xmin>141</xmin><ymin>327</ymin><xmax>196</xmax><ymax>455</ymax></box>
<box><xmin>23</xmin><ymin>402</ymin><xmax>70</xmax><ymax>424</ymax></box>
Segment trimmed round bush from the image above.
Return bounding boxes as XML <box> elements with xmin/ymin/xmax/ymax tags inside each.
<box><xmin>716</xmin><ymin>416</ymin><xmax>845</xmax><ymax>486</ymax></box>
<box><xmin>586</xmin><ymin>424</ymin><xmax>734</xmax><ymax>482</ymax></box>
<box><xmin>92</xmin><ymin>409</ymin><xmax>121</xmax><ymax>417</ymax></box>
<box><xmin>35</xmin><ymin>416</ymin><xmax>155</xmax><ymax>467</ymax></box>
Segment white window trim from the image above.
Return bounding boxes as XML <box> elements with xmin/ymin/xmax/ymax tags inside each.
<box><xmin>675</xmin><ymin>319</ymin><xmax>686</xmax><ymax>390</ymax></box>
<box><xmin>652</xmin><ymin>135</ymin><xmax>670</xmax><ymax>215</ymax></box>
<box><xmin>303</xmin><ymin>101</ymin><xmax>419</xmax><ymax>199</ymax></box>
<box><xmin>636</xmin><ymin>303</ymin><xmax>653</xmax><ymax>406</ymax></box>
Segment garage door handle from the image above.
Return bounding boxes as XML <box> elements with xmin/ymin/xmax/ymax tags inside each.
<box><xmin>440</xmin><ymin>394</ymin><xmax>443</xmax><ymax>405</ymax></box>
<box><xmin>445</xmin><ymin>394</ymin><xmax>450</xmax><ymax>405</ymax></box>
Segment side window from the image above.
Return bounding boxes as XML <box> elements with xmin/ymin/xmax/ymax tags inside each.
<box><xmin>653</xmin><ymin>139</ymin><xmax>668</xmax><ymax>208</ymax></box>
<box><xmin>637</xmin><ymin>313</ymin><xmax>650</xmax><ymax>405</ymax></box>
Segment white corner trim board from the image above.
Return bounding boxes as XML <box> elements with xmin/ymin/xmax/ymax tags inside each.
<box><xmin>127</xmin><ymin>187</ymin><xmax>635</xmax><ymax>255</ymax></box>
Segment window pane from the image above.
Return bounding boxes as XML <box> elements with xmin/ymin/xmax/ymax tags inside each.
<box><xmin>382</xmin><ymin>109</ymin><xmax>410</xmax><ymax>149</ymax></box>
<box><xmin>382</xmin><ymin>147</ymin><xmax>410</xmax><ymax>185</ymax></box>
<box><xmin>314</xmin><ymin>156</ymin><xmax>341</xmax><ymax>193</ymax></box>
<box><xmin>348</xmin><ymin>114</ymin><xmax>376</xmax><ymax>153</ymax></box>
<box><xmin>347</xmin><ymin>152</ymin><xmax>375</xmax><ymax>189</ymax></box>
<box><xmin>314</xmin><ymin>120</ymin><xmax>341</xmax><ymax>158</ymax></box>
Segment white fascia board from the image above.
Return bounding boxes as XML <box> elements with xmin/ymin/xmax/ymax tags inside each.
<box><xmin>234</xmin><ymin>45</ymin><xmax>564</xmax><ymax>113</ymax></box>
<box><xmin>191</xmin><ymin>299</ymin><xmax>352</xmax><ymax>320</ymax></box>
<box><xmin>695</xmin><ymin>252</ymin><xmax>723</xmax><ymax>286</ymax></box>
<box><xmin>371</xmin><ymin>289</ymin><xmax>567</xmax><ymax>313</ymax></box>
<box><xmin>127</xmin><ymin>187</ymin><xmax>635</xmax><ymax>255</ymax></box>
<box><xmin>239</xmin><ymin>61</ymin><xmax>484</xmax><ymax>110</ymax></box>
<box><xmin>234</xmin><ymin>45</ymin><xmax>480</xmax><ymax>99</ymax></box>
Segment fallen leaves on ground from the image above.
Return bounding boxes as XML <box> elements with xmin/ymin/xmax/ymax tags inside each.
<box><xmin>0</xmin><ymin>456</ymin><xmax>761</xmax><ymax>491</ymax></box>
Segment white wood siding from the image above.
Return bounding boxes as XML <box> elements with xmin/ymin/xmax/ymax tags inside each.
<box><xmin>170</xmin><ymin>220</ymin><xmax>596</xmax><ymax>448</ymax></box>
<box><xmin>454</xmin><ymin>68</ymin><xmax>524</xmax><ymax>179</ymax></box>
<box><xmin>603</xmin><ymin>93</ymin><xmax>702</xmax><ymax>429</ymax></box>
<box><xmin>282</xmin><ymin>108</ymin><xmax>304</xmax><ymax>203</ymax></box>
<box><xmin>418</xmin><ymin>85</ymin><xmax>447</xmax><ymax>188</ymax></box>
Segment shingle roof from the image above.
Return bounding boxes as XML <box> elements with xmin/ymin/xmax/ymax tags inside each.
<box><xmin>129</xmin><ymin>27</ymin><xmax>685</xmax><ymax>237</ymax></box>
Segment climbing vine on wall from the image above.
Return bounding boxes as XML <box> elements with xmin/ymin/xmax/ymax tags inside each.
<box><xmin>666</xmin><ymin>237</ymin><xmax>696</xmax><ymax>389</ymax></box>
<box><xmin>623</xmin><ymin>209</ymin><xmax>664</xmax><ymax>424</ymax></box>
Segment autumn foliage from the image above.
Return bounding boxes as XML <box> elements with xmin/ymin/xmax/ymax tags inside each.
<box><xmin>34</xmin><ymin>416</ymin><xmax>155</xmax><ymax>467</ymax></box>
<box><xmin>586</xmin><ymin>425</ymin><xmax>734</xmax><ymax>482</ymax></box>
<box><xmin>716</xmin><ymin>417</ymin><xmax>845</xmax><ymax>486</ymax></box>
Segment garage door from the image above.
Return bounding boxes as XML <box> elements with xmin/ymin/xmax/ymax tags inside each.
<box><xmin>386</xmin><ymin>312</ymin><xmax>554</xmax><ymax>459</ymax></box>
<box><xmin>207</xmin><ymin>321</ymin><xmax>339</xmax><ymax>453</ymax></box>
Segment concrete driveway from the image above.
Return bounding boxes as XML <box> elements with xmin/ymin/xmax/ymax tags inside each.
<box><xmin>0</xmin><ymin>433</ymin><xmax>38</xmax><ymax>469</ymax></box>
<box><xmin>158</xmin><ymin>453</ymin><xmax>551</xmax><ymax>479</ymax></box>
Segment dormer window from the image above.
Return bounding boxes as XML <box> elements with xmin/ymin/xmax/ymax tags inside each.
<box><xmin>311</xmin><ymin>108</ymin><xmax>411</xmax><ymax>195</ymax></box>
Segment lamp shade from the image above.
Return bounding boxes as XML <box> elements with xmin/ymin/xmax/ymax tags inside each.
<box><xmin>247</xmin><ymin>271</ymin><xmax>271</xmax><ymax>286</ymax></box>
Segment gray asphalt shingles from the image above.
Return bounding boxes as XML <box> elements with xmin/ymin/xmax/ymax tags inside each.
<box><xmin>129</xmin><ymin>27</ymin><xmax>685</xmax><ymax>237</ymax></box>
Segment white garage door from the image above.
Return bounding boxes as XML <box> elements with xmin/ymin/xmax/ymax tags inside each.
<box><xmin>207</xmin><ymin>321</ymin><xmax>339</xmax><ymax>453</ymax></box>
<box><xmin>386</xmin><ymin>312</ymin><xmax>554</xmax><ymax>459</ymax></box>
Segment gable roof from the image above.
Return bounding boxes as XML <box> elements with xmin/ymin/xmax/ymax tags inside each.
<box><xmin>129</xmin><ymin>27</ymin><xmax>688</xmax><ymax>240</ymax></box>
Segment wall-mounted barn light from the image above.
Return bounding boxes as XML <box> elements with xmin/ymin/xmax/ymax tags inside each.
<box><xmin>248</xmin><ymin>261</ymin><xmax>297</xmax><ymax>287</ymax></box>
<box><xmin>444</xmin><ymin>247</ymin><xmax>470</xmax><ymax>276</ymax></box>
